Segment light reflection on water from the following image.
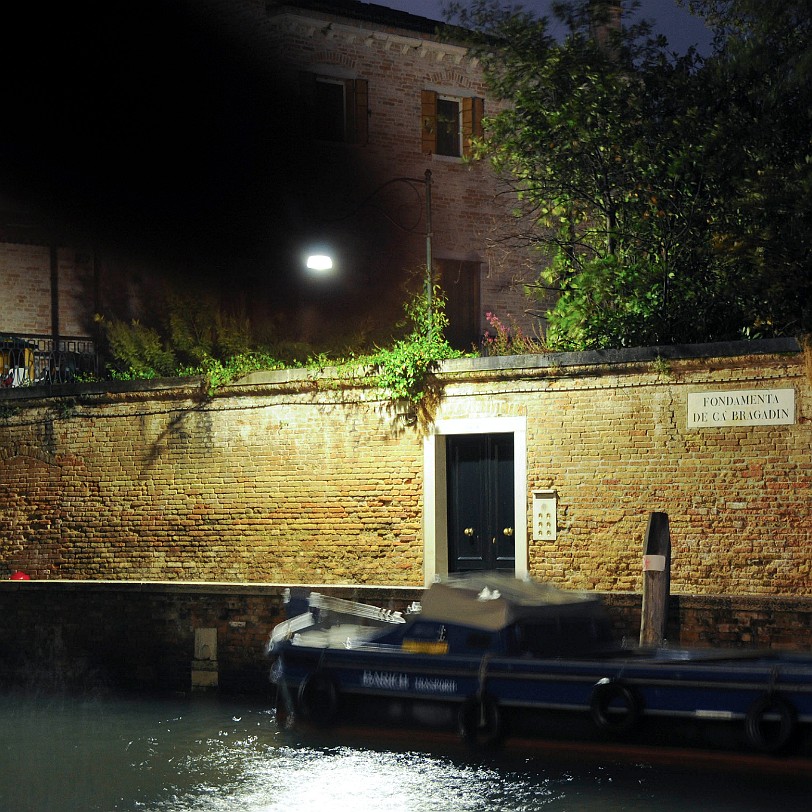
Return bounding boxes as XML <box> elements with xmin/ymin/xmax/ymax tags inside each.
<box><xmin>1</xmin><ymin>693</ymin><xmax>809</xmax><ymax>812</ymax></box>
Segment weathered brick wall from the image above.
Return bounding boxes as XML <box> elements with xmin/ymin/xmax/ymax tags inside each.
<box><xmin>1</xmin><ymin>243</ymin><xmax>52</xmax><ymax>334</ymax></box>
<box><xmin>0</xmin><ymin>581</ymin><xmax>421</xmax><ymax>694</ymax></box>
<box><xmin>0</xmin><ymin>340</ymin><xmax>809</xmax><ymax>602</ymax></box>
<box><xmin>1</xmin><ymin>3</ymin><xmax>543</xmax><ymax>347</ymax></box>
<box><xmin>437</xmin><ymin>342</ymin><xmax>810</xmax><ymax>597</ymax></box>
<box><xmin>0</xmin><ymin>377</ymin><xmax>424</xmax><ymax>585</ymax></box>
<box><xmin>264</xmin><ymin>2</ymin><xmax>541</xmax><ymax>339</ymax></box>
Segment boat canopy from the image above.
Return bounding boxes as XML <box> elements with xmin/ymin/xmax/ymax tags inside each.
<box><xmin>420</xmin><ymin>573</ymin><xmax>605</xmax><ymax>632</ymax></box>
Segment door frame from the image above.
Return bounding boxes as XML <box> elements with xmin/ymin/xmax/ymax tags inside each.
<box><xmin>423</xmin><ymin>416</ymin><xmax>527</xmax><ymax>586</ymax></box>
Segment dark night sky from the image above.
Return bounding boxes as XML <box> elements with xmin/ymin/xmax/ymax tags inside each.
<box><xmin>384</xmin><ymin>1</ymin><xmax>714</xmax><ymax>54</ymax></box>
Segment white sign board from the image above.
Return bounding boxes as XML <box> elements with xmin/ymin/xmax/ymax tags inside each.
<box><xmin>687</xmin><ymin>388</ymin><xmax>795</xmax><ymax>428</ymax></box>
<box><xmin>643</xmin><ymin>554</ymin><xmax>667</xmax><ymax>572</ymax></box>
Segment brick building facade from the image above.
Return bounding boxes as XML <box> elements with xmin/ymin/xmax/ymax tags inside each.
<box><xmin>1</xmin><ymin>0</ymin><xmax>542</xmax><ymax>369</ymax></box>
<box><xmin>262</xmin><ymin>0</ymin><xmax>540</xmax><ymax>346</ymax></box>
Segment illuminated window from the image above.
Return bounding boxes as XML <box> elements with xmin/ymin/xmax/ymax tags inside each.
<box><xmin>421</xmin><ymin>91</ymin><xmax>483</xmax><ymax>158</ymax></box>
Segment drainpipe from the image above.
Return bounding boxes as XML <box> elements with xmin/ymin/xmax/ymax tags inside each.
<box><xmin>50</xmin><ymin>244</ymin><xmax>59</xmax><ymax>353</ymax></box>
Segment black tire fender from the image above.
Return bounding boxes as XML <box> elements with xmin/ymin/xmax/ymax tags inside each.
<box><xmin>458</xmin><ymin>695</ymin><xmax>503</xmax><ymax>747</ymax></box>
<box><xmin>744</xmin><ymin>694</ymin><xmax>796</xmax><ymax>753</ymax></box>
<box><xmin>590</xmin><ymin>678</ymin><xmax>642</xmax><ymax>735</ymax></box>
<box><xmin>297</xmin><ymin>671</ymin><xmax>340</xmax><ymax>726</ymax></box>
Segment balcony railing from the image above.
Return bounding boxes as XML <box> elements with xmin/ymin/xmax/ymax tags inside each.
<box><xmin>0</xmin><ymin>333</ymin><xmax>99</xmax><ymax>388</ymax></box>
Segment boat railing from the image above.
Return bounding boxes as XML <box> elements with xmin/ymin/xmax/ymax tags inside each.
<box><xmin>267</xmin><ymin>592</ymin><xmax>408</xmax><ymax>654</ymax></box>
<box><xmin>308</xmin><ymin>593</ymin><xmax>407</xmax><ymax>624</ymax></box>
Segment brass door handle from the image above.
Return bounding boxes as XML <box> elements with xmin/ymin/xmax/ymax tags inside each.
<box><xmin>503</xmin><ymin>527</ymin><xmax>514</xmax><ymax>537</ymax></box>
<box><xmin>463</xmin><ymin>527</ymin><xmax>474</xmax><ymax>537</ymax></box>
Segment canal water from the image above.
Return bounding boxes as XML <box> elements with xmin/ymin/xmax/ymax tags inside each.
<box><xmin>1</xmin><ymin>692</ymin><xmax>809</xmax><ymax>812</ymax></box>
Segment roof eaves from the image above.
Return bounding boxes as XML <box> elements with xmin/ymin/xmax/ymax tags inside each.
<box><xmin>266</xmin><ymin>0</ymin><xmax>459</xmax><ymax>38</ymax></box>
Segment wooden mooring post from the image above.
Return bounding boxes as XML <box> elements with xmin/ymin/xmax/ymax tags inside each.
<box><xmin>639</xmin><ymin>511</ymin><xmax>671</xmax><ymax>647</ymax></box>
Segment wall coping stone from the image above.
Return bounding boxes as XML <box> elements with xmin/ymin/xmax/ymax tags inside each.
<box><xmin>0</xmin><ymin>337</ymin><xmax>801</xmax><ymax>403</ymax></box>
<box><xmin>0</xmin><ymin>580</ymin><xmax>422</xmax><ymax>598</ymax></box>
<box><xmin>441</xmin><ymin>337</ymin><xmax>801</xmax><ymax>374</ymax></box>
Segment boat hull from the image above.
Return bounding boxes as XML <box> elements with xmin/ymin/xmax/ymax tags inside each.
<box><xmin>271</xmin><ymin>644</ymin><xmax>812</xmax><ymax>755</ymax></box>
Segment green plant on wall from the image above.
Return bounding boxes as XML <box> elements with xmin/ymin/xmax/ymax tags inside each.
<box><xmin>98</xmin><ymin>315</ymin><xmax>177</xmax><ymax>379</ymax></box>
<box><xmin>369</xmin><ymin>289</ymin><xmax>464</xmax><ymax>404</ymax></box>
<box><xmin>97</xmin><ymin>285</ymin><xmax>465</xmax><ymax>406</ymax></box>
<box><xmin>184</xmin><ymin>352</ymin><xmax>286</xmax><ymax>397</ymax></box>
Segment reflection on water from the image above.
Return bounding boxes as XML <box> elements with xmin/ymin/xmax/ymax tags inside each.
<box><xmin>1</xmin><ymin>693</ymin><xmax>810</xmax><ymax>812</ymax></box>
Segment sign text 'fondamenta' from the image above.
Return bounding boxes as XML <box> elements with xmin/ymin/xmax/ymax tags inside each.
<box><xmin>687</xmin><ymin>388</ymin><xmax>795</xmax><ymax>428</ymax></box>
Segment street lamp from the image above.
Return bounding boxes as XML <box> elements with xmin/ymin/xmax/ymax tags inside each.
<box><xmin>305</xmin><ymin>169</ymin><xmax>433</xmax><ymax>331</ymax></box>
<box><xmin>305</xmin><ymin>254</ymin><xmax>333</xmax><ymax>273</ymax></box>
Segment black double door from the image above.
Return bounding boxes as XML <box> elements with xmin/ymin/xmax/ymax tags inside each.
<box><xmin>446</xmin><ymin>433</ymin><xmax>515</xmax><ymax>572</ymax></box>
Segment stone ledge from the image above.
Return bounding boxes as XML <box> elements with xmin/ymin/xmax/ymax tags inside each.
<box><xmin>441</xmin><ymin>337</ymin><xmax>802</xmax><ymax>375</ymax></box>
<box><xmin>2</xmin><ymin>580</ymin><xmax>810</xmax><ymax>609</ymax></box>
<box><xmin>0</xmin><ymin>579</ymin><xmax>423</xmax><ymax>599</ymax></box>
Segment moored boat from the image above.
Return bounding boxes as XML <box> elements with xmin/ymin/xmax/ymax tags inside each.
<box><xmin>267</xmin><ymin>573</ymin><xmax>812</xmax><ymax>755</ymax></box>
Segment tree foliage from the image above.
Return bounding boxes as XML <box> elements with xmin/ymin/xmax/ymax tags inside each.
<box><xmin>688</xmin><ymin>0</ymin><xmax>812</xmax><ymax>337</ymax></box>
<box><xmin>98</xmin><ymin>289</ymin><xmax>260</xmax><ymax>379</ymax></box>
<box><xmin>449</xmin><ymin>0</ymin><xmax>811</xmax><ymax>349</ymax></box>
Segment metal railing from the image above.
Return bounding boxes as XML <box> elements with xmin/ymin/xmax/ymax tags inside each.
<box><xmin>0</xmin><ymin>333</ymin><xmax>99</xmax><ymax>387</ymax></box>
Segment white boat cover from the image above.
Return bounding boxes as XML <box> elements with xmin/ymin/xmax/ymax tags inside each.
<box><xmin>419</xmin><ymin>573</ymin><xmax>603</xmax><ymax>631</ymax></box>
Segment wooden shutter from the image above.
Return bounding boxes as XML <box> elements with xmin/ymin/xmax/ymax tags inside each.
<box><xmin>462</xmin><ymin>96</ymin><xmax>484</xmax><ymax>158</ymax></box>
<box><xmin>298</xmin><ymin>71</ymin><xmax>317</xmax><ymax>132</ymax></box>
<box><xmin>350</xmin><ymin>78</ymin><xmax>368</xmax><ymax>145</ymax></box>
<box><xmin>421</xmin><ymin>89</ymin><xmax>437</xmax><ymax>154</ymax></box>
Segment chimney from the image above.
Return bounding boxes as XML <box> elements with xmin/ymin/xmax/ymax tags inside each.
<box><xmin>589</xmin><ymin>1</ymin><xmax>622</xmax><ymax>49</ymax></box>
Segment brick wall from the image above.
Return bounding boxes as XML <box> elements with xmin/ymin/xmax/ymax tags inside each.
<box><xmin>436</xmin><ymin>341</ymin><xmax>810</xmax><ymax>597</ymax></box>
<box><xmin>0</xmin><ymin>339</ymin><xmax>808</xmax><ymax>604</ymax></box>
<box><xmin>1</xmin><ymin>2</ymin><xmax>544</xmax><ymax>348</ymax></box>
<box><xmin>0</xmin><ymin>581</ymin><xmax>421</xmax><ymax>694</ymax></box>
<box><xmin>0</xmin><ymin>377</ymin><xmax>425</xmax><ymax>585</ymax></box>
<box><xmin>264</xmin><ymin>2</ymin><xmax>543</xmax><ymax>341</ymax></box>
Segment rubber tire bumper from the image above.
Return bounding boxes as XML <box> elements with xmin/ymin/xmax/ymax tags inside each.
<box><xmin>590</xmin><ymin>679</ymin><xmax>642</xmax><ymax>736</ymax></box>
<box><xmin>745</xmin><ymin>694</ymin><xmax>796</xmax><ymax>753</ymax></box>
<box><xmin>297</xmin><ymin>671</ymin><xmax>340</xmax><ymax>726</ymax></box>
<box><xmin>458</xmin><ymin>695</ymin><xmax>503</xmax><ymax>747</ymax></box>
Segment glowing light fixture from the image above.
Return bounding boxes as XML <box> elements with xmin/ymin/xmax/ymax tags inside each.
<box><xmin>306</xmin><ymin>254</ymin><xmax>333</xmax><ymax>272</ymax></box>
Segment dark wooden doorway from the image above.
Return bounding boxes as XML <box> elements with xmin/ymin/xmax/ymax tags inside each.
<box><xmin>446</xmin><ymin>433</ymin><xmax>515</xmax><ymax>572</ymax></box>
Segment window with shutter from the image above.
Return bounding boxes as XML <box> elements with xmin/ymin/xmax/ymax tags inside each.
<box><xmin>301</xmin><ymin>72</ymin><xmax>368</xmax><ymax>145</ymax></box>
<box><xmin>462</xmin><ymin>96</ymin><xmax>484</xmax><ymax>158</ymax></box>
<box><xmin>421</xmin><ymin>91</ymin><xmax>483</xmax><ymax>158</ymax></box>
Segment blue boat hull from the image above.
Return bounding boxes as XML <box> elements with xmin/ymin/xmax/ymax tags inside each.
<box><xmin>271</xmin><ymin>644</ymin><xmax>812</xmax><ymax>754</ymax></box>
